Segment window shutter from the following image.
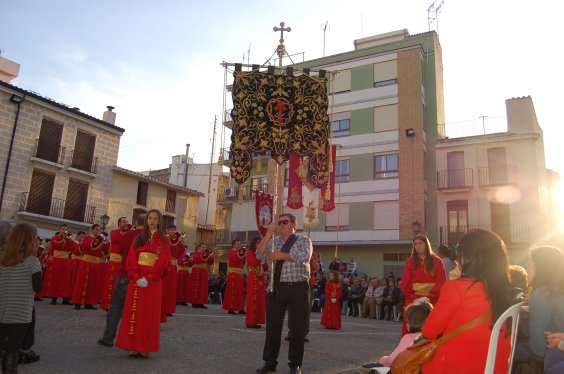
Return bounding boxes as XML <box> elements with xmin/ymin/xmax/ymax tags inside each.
<box><xmin>37</xmin><ymin>119</ymin><xmax>63</xmax><ymax>163</ymax></box>
<box><xmin>64</xmin><ymin>180</ymin><xmax>89</xmax><ymax>222</ymax></box>
<box><xmin>27</xmin><ymin>170</ymin><xmax>55</xmax><ymax>215</ymax></box>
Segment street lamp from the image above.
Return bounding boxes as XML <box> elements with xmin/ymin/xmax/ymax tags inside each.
<box><xmin>412</xmin><ymin>220</ymin><xmax>421</xmax><ymax>235</ymax></box>
<box><xmin>100</xmin><ymin>214</ymin><xmax>110</xmax><ymax>233</ymax></box>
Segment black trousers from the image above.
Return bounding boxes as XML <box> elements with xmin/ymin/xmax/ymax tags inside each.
<box><xmin>0</xmin><ymin>323</ymin><xmax>29</xmax><ymax>353</ymax></box>
<box><xmin>287</xmin><ymin>284</ymin><xmax>314</xmax><ymax>336</ymax></box>
<box><xmin>263</xmin><ymin>282</ymin><xmax>310</xmax><ymax>368</ymax></box>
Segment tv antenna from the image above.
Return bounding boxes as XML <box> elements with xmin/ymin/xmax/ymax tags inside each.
<box><xmin>242</xmin><ymin>43</ymin><xmax>251</xmax><ymax>66</ymax></box>
<box><xmin>428</xmin><ymin>0</ymin><xmax>444</xmax><ymax>33</ymax></box>
<box><xmin>321</xmin><ymin>21</ymin><xmax>330</xmax><ymax>57</ymax></box>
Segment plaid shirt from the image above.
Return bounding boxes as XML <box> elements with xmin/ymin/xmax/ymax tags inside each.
<box><xmin>261</xmin><ymin>234</ymin><xmax>312</xmax><ymax>283</ymax></box>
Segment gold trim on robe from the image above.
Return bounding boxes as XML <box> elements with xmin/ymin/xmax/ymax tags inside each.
<box><xmin>109</xmin><ymin>253</ymin><xmax>123</xmax><ymax>262</ymax></box>
<box><xmin>52</xmin><ymin>250</ymin><xmax>70</xmax><ymax>259</ymax></box>
<box><xmin>412</xmin><ymin>282</ymin><xmax>435</xmax><ymax>296</ymax></box>
<box><xmin>138</xmin><ymin>252</ymin><xmax>158</xmax><ymax>266</ymax></box>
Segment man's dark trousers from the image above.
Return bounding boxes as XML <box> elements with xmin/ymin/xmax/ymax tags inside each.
<box><xmin>100</xmin><ymin>276</ymin><xmax>129</xmax><ymax>344</ymax></box>
<box><xmin>262</xmin><ymin>282</ymin><xmax>310</xmax><ymax>369</ymax></box>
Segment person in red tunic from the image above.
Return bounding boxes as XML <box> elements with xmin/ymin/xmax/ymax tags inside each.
<box><xmin>420</xmin><ymin>229</ymin><xmax>517</xmax><ymax>374</ymax></box>
<box><xmin>187</xmin><ymin>242</ymin><xmax>214</xmax><ymax>308</ymax></box>
<box><xmin>43</xmin><ymin>224</ymin><xmax>73</xmax><ymax>305</ymax></box>
<box><xmin>245</xmin><ymin>237</ymin><xmax>268</xmax><ymax>328</ymax></box>
<box><xmin>69</xmin><ymin>231</ymin><xmax>85</xmax><ymax>292</ymax></box>
<box><xmin>71</xmin><ymin>224</ymin><xmax>106</xmax><ymax>310</ymax></box>
<box><xmin>100</xmin><ymin>217</ymin><xmax>130</xmax><ymax>311</ymax></box>
<box><xmin>223</xmin><ymin>240</ymin><xmax>246</xmax><ymax>315</ymax></box>
<box><xmin>115</xmin><ymin>209</ymin><xmax>171</xmax><ymax>359</ymax></box>
<box><xmin>400</xmin><ymin>234</ymin><xmax>446</xmax><ymax>335</ymax></box>
<box><xmin>162</xmin><ymin>224</ymin><xmax>182</xmax><ymax>315</ymax></box>
<box><xmin>176</xmin><ymin>250</ymin><xmax>191</xmax><ymax>306</ymax></box>
<box><xmin>321</xmin><ymin>270</ymin><xmax>342</xmax><ymax>330</ymax></box>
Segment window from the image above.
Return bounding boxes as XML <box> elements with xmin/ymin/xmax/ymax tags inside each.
<box><xmin>36</xmin><ymin>118</ymin><xmax>64</xmax><ymax>163</ymax></box>
<box><xmin>325</xmin><ymin>204</ymin><xmax>350</xmax><ymax>231</ymax></box>
<box><xmin>332</xmin><ymin>69</ymin><xmax>351</xmax><ymax>93</ymax></box>
<box><xmin>26</xmin><ymin>169</ymin><xmax>55</xmax><ymax>216</ymax></box>
<box><xmin>251</xmin><ymin>176</ymin><xmax>268</xmax><ymax>197</ymax></box>
<box><xmin>64</xmin><ymin>179</ymin><xmax>90</xmax><ymax>222</ymax></box>
<box><xmin>373</xmin><ymin>78</ymin><xmax>398</xmax><ymax>88</ymax></box>
<box><xmin>166</xmin><ymin>189</ymin><xmax>176</xmax><ymax>213</ymax></box>
<box><xmin>136</xmin><ymin>182</ymin><xmax>148</xmax><ymax>206</ymax></box>
<box><xmin>335</xmin><ymin>160</ymin><xmax>350</xmax><ymax>183</ymax></box>
<box><xmin>374</xmin><ymin>104</ymin><xmax>398</xmax><ymax>132</ymax></box>
<box><xmin>447</xmin><ymin>200</ymin><xmax>468</xmax><ymax>245</ymax></box>
<box><xmin>71</xmin><ymin>131</ymin><xmax>96</xmax><ymax>173</ymax></box>
<box><xmin>374</xmin><ymin>201</ymin><xmax>399</xmax><ymax>230</ymax></box>
<box><xmin>132</xmin><ymin>208</ymin><xmax>147</xmax><ymax>224</ymax></box>
<box><xmin>374</xmin><ymin>154</ymin><xmax>398</xmax><ymax>179</ymax></box>
<box><xmin>331</xmin><ymin>119</ymin><xmax>350</xmax><ymax>137</ymax></box>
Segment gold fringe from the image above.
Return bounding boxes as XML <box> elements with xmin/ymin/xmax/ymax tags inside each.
<box><xmin>325</xmin><ymin>187</ymin><xmax>331</xmax><ymax>201</ymax></box>
<box><xmin>334</xmin><ymin>244</ymin><xmax>339</xmax><ymax>260</ymax></box>
<box><xmin>298</xmin><ymin>157</ymin><xmax>306</xmax><ymax>179</ymax></box>
<box><xmin>238</xmin><ymin>185</ymin><xmax>244</xmax><ymax>203</ymax></box>
<box><xmin>256</xmin><ymin>157</ymin><xmax>262</xmax><ymax>173</ymax></box>
<box><xmin>218</xmin><ymin>153</ymin><xmax>224</xmax><ymax>168</ymax></box>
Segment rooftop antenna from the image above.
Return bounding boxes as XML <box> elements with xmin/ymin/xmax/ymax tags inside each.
<box><xmin>428</xmin><ymin>0</ymin><xmax>445</xmax><ymax>33</ymax></box>
<box><xmin>242</xmin><ymin>43</ymin><xmax>251</xmax><ymax>68</ymax></box>
<box><xmin>321</xmin><ymin>21</ymin><xmax>330</xmax><ymax>57</ymax></box>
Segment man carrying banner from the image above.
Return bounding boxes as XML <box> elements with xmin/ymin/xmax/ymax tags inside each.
<box><xmin>256</xmin><ymin>213</ymin><xmax>312</xmax><ymax>374</ymax></box>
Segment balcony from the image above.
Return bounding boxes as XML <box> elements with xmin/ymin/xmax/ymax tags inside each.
<box><xmin>478</xmin><ymin>164</ymin><xmax>518</xmax><ymax>186</ymax></box>
<box><xmin>18</xmin><ymin>192</ymin><xmax>96</xmax><ymax>224</ymax></box>
<box><xmin>32</xmin><ymin>139</ymin><xmax>66</xmax><ymax>165</ymax></box>
<box><xmin>69</xmin><ymin>150</ymin><xmax>98</xmax><ymax>175</ymax></box>
<box><xmin>439</xmin><ymin>223</ymin><xmax>530</xmax><ymax>246</ymax></box>
<box><xmin>218</xmin><ymin>183</ymin><xmax>269</xmax><ymax>203</ymax></box>
<box><xmin>437</xmin><ymin>168</ymin><xmax>474</xmax><ymax>190</ymax></box>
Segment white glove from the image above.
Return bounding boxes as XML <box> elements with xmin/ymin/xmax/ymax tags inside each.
<box><xmin>331</xmin><ymin>298</ymin><xmax>337</xmax><ymax>303</ymax></box>
<box><xmin>136</xmin><ymin>277</ymin><xmax>148</xmax><ymax>288</ymax></box>
<box><xmin>414</xmin><ymin>296</ymin><xmax>430</xmax><ymax>304</ymax></box>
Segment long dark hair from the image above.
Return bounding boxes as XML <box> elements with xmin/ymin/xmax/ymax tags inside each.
<box><xmin>530</xmin><ymin>246</ymin><xmax>564</xmax><ymax>296</ymax></box>
<box><xmin>134</xmin><ymin>209</ymin><xmax>165</xmax><ymax>249</ymax></box>
<box><xmin>249</xmin><ymin>237</ymin><xmax>261</xmax><ymax>253</ymax></box>
<box><xmin>458</xmin><ymin>229</ymin><xmax>515</xmax><ymax>327</ymax></box>
<box><xmin>0</xmin><ymin>223</ymin><xmax>38</xmax><ymax>266</ymax></box>
<box><xmin>411</xmin><ymin>234</ymin><xmax>437</xmax><ymax>274</ymax></box>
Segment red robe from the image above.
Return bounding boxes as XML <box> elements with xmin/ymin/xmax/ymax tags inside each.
<box><xmin>176</xmin><ymin>253</ymin><xmax>191</xmax><ymax>303</ymax></box>
<box><xmin>162</xmin><ymin>233</ymin><xmax>183</xmax><ymax>313</ymax></box>
<box><xmin>115</xmin><ymin>232</ymin><xmax>171</xmax><ymax>353</ymax></box>
<box><xmin>400</xmin><ymin>255</ymin><xmax>446</xmax><ymax>334</ymax></box>
<box><xmin>422</xmin><ymin>279</ymin><xmax>510</xmax><ymax>374</ymax></box>
<box><xmin>71</xmin><ymin>234</ymin><xmax>106</xmax><ymax>305</ymax></box>
<box><xmin>321</xmin><ymin>282</ymin><xmax>342</xmax><ymax>330</ymax></box>
<box><xmin>187</xmin><ymin>250</ymin><xmax>214</xmax><ymax>304</ymax></box>
<box><xmin>245</xmin><ymin>250</ymin><xmax>267</xmax><ymax>326</ymax></box>
<box><xmin>43</xmin><ymin>233</ymin><xmax>73</xmax><ymax>298</ymax></box>
<box><xmin>100</xmin><ymin>229</ymin><xmax>125</xmax><ymax>310</ymax></box>
<box><xmin>69</xmin><ymin>240</ymin><xmax>81</xmax><ymax>291</ymax></box>
<box><xmin>222</xmin><ymin>248</ymin><xmax>246</xmax><ymax>311</ymax></box>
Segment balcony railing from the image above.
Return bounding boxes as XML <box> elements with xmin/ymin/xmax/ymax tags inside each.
<box><xmin>478</xmin><ymin>164</ymin><xmax>518</xmax><ymax>186</ymax></box>
<box><xmin>19</xmin><ymin>192</ymin><xmax>96</xmax><ymax>224</ymax></box>
<box><xmin>438</xmin><ymin>116</ymin><xmax>507</xmax><ymax>139</ymax></box>
<box><xmin>439</xmin><ymin>223</ymin><xmax>530</xmax><ymax>246</ymax></box>
<box><xmin>70</xmin><ymin>150</ymin><xmax>98</xmax><ymax>174</ymax></box>
<box><xmin>437</xmin><ymin>168</ymin><xmax>474</xmax><ymax>190</ymax></box>
<box><xmin>33</xmin><ymin>139</ymin><xmax>65</xmax><ymax>164</ymax></box>
<box><xmin>224</xmin><ymin>110</ymin><xmax>233</xmax><ymax>123</ymax></box>
<box><xmin>165</xmin><ymin>199</ymin><xmax>176</xmax><ymax>213</ymax></box>
<box><xmin>220</xmin><ymin>147</ymin><xmax>232</xmax><ymax>162</ymax></box>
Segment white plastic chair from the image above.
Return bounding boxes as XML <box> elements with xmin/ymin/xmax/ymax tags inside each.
<box><xmin>484</xmin><ymin>301</ymin><xmax>526</xmax><ymax>374</ymax></box>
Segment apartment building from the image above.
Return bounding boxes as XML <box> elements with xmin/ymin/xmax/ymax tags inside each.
<box><xmin>217</xmin><ymin>29</ymin><xmax>445</xmax><ymax>277</ymax></box>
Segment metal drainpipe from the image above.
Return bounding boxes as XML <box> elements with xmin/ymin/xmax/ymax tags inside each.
<box><xmin>0</xmin><ymin>94</ymin><xmax>25</xmax><ymax>215</ymax></box>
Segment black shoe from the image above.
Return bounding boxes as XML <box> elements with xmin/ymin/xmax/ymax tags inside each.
<box><xmin>74</xmin><ymin>304</ymin><xmax>81</xmax><ymax>310</ymax></box>
<box><xmin>239</xmin><ymin>310</ymin><xmax>246</xmax><ymax>315</ymax></box>
<box><xmin>20</xmin><ymin>350</ymin><xmax>40</xmax><ymax>364</ymax></box>
<box><xmin>84</xmin><ymin>304</ymin><xmax>98</xmax><ymax>310</ymax></box>
<box><xmin>289</xmin><ymin>366</ymin><xmax>301</xmax><ymax>374</ymax></box>
<box><xmin>97</xmin><ymin>339</ymin><xmax>113</xmax><ymax>347</ymax></box>
<box><xmin>167</xmin><ymin>313</ymin><xmax>173</xmax><ymax>317</ymax></box>
<box><xmin>246</xmin><ymin>324</ymin><xmax>261</xmax><ymax>328</ymax></box>
<box><xmin>200</xmin><ymin>304</ymin><xmax>208</xmax><ymax>309</ymax></box>
<box><xmin>256</xmin><ymin>363</ymin><xmax>277</xmax><ymax>373</ymax></box>
<box><xmin>34</xmin><ymin>298</ymin><xmax>42</xmax><ymax>301</ymax></box>
<box><xmin>304</xmin><ymin>337</ymin><xmax>309</xmax><ymax>342</ymax></box>
<box><xmin>180</xmin><ymin>302</ymin><xmax>188</xmax><ymax>306</ymax></box>
<box><xmin>62</xmin><ymin>298</ymin><xmax>72</xmax><ymax>305</ymax></box>
<box><xmin>228</xmin><ymin>311</ymin><xmax>236</xmax><ymax>314</ymax></box>
<box><xmin>51</xmin><ymin>298</ymin><xmax>57</xmax><ymax>305</ymax></box>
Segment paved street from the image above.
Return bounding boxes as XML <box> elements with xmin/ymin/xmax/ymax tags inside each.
<box><xmin>21</xmin><ymin>300</ymin><xmax>400</xmax><ymax>374</ymax></box>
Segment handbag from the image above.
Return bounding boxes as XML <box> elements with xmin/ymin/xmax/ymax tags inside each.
<box><xmin>390</xmin><ymin>310</ymin><xmax>491</xmax><ymax>374</ymax></box>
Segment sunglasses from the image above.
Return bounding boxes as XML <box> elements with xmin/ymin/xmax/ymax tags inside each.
<box><xmin>277</xmin><ymin>220</ymin><xmax>290</xmax><ymax>226</ymax></box>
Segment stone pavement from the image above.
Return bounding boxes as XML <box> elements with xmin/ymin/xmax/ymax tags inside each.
<box><xmin>20</xmin><ymin>300</ymin><xmax>401</xmax><ymax>374</ymax></box>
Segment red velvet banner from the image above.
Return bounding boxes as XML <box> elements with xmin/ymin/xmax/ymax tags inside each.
<box><xmin>255</xmin><ymin>191</ymin><xmax>273</xmax><ymax>237</ymax></box>
<box><xmin>287</xmin><ymin>152</ymin><xmax>303</xmax><ymax>209</ymax></box>
<box><xmin>321</xmin><ymin>145</ymin><xmax>337</xmax><ymax>212</ymax></box>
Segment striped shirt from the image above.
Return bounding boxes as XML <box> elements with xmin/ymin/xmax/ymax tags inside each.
<box><xmin>261</xmin><ymin>234</ymin><xmax>312</xmax><ymax>283</ymax></box>
<box><xmin>0</xmin><ymin>255</ymin><xmax>41</xmax><ymax>323</ymax></box>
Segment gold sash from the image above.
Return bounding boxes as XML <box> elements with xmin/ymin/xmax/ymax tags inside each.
<box><xmin>193</xmin><ymin>263</ymin><xmax>207</xmax><ymax>269</ymax></box>
<box><xmin>53</xmin><ymin>250</ymin><xmax>69</xmax><ymax>259</ymax></box>
<box><xmin>177</xmin><ymin>265</ymin><xmax>189</xmax><ymax>271</ymax></box>
<box><xmin>138</xmin><ymin>252</ymin><xmax>158</xmax><ymax>266</ymax></box>
<box><xmin>413</xmin><ymin>282</ymin><xmax>435</xmax><ymax>296</ymax></box>
<box><xmin>71</xmin><ymin>254</ymin><xmax>82</xmax><ymax>260</ymax></box>
<box><xmin>109</xmin><ymin>253</ymin><xmax>123</xmax><ymax>262</ymax></box>
<box><xmin>82</xmin><ymin>254</ymin><xmax>104</xmax><ymax>264</ymax></box>
<box><xmin>171</xmin><ymin>258</ymin><xmax>178</xmax><ymax>266</ymax></box>
<box><xmin>228</xmin><ymin>267</ymin><xmax>243</xmax><ymax>274</ymax></box>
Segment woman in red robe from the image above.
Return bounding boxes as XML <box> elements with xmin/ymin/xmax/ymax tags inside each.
<box><xmin>223</xmin><ymin>240</ymin><xmax>246</xmax><ymax>314</ymax></box>
<box><xmin>115</xmin><ymin>209</ymin><xmax>171</xmax><ymax>359</ymax></box>
<box><xmin>187</xmin><ymin>242</ymin><xmax>214</xmax><ymax>308</ymax></box>
<box><xmin>321</xmin><ymin>270</ymin><xmax>342</xmax><ymax>330</ymax></box>
<box><xmin>176</xmin><ymin>252</ymin><xmax>191</xmax><ymax>305</ymax></box>
<box><xmin>400</xmin><ymin>234</ymin><xmax>446</xmax><ymax>335</ymax></box>
<box><xmin>245</xmin><ymin>237</ymin><xmax>268</xmax><ymax>328</ymax></box>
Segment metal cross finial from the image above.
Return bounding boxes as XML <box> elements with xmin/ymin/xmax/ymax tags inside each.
<box><xmin>273</xmin><ymin>22</ymin><xmax>291</xmax><ymax>45</ymax></box>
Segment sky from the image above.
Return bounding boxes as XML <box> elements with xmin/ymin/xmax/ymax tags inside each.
<box><xmin>1</xmin><ymin>0</ymin><xmax>563</xmax><ymax>177</ymax></box>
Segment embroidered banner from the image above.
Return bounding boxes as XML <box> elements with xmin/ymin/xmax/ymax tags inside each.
<box><xmin>321</xmin><ymin>144</ymin><xmax>337</xmax><ymax>212</ymax></box>
<box><xmin>255</xmin><ymin>191</ymin><xmax>273</xmax><ymax>237</ymax></box>
<box><xmin>287</xmin><ymin>152</ymin><xmax>303</xmax><ymax>209</ymax></box>
<box><xmin>230</xmin><ymin>70</ymin><xmax>330</xmax><ymax>189</ymax></box>
<box><xmin>302</xmin><ymin>188</ymin><xmax>320</xmax><ymax>228</ymax></box>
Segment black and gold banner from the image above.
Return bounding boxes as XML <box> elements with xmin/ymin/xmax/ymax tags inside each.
<box><xmin>230</xmin><ymin>70</ymin><xmax>330</xmax><ymax>189</ymax></box>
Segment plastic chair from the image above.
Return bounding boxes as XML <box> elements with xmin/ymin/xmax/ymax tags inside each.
<box><xmin>484</xmin><ymin>301</ymin><xmax>526</xmax><ymax>374</ymax></box>
<box><xmin>392</xmin><ymin>305</ymin><xmax>402</xmax><ymax>321</ymax></box>
<box><xmin>312</xmin><ymin>298</ymin><xmax>322</xmax><ymax>313</ymax></box>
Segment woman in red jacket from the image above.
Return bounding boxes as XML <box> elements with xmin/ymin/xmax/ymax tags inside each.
<box><xmin>400</xmin><ymin>234</ymin><xmax>446</xmax><ymax>334</ymax></box>
<box><xmin>421</xmin><ymin>229</ymin><xmax>517</xmax><ymax>374</ymax></box>
<box><xmin>321</xmin><ymin>270</ymin><xmax>342</xmax><ymax>330</ymax></box>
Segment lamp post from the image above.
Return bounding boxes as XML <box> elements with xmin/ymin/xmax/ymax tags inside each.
<box><xmin>100</xmin><ymin>214</ymin><xmax>110</xmax><ymax>234</ymax></box>
<box><xmin>412</xmin><ymin>220</ymin><xmax>421</xmax><ymax>236</ymax></box>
